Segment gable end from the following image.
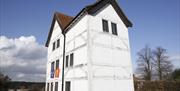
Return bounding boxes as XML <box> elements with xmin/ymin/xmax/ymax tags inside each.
<box><xmin>45</xmin><ymin>12</ymin><xmax>74</xmax><ymax>47</ymax></box>
<box><xmin>87</xmin><ymin>0</ymin><xmax>132</xmax><ymax>27</ymax></box>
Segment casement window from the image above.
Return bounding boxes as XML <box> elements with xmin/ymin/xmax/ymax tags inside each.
<box><xmin>51</xmin><ymin>82</ymin><xmax>53</xmax><ymax>91</ymax></box>
<box><xmin>65</xmin><ymin>53</ymin><xmax>74</xmax><ymax>68</ymax></box>
<box><xmin>70</xmin><ymin>53</ymin><xmax>74</xmax><ymax>66</ymax></box>
<box><xmin>55</xmin><ymin>60</ymin><xmax>60</xmax><ymax>78</ymax></box>
<box><xmin>102</xmin><ymin>19</ymin><xmax>109</xmax><ymax>32</ymax></box>
<box><xmin>56</xmin><ymin>60</ymin><xmax>59</xmax><ymax>69</ymax></box>
<box><xmin>55</xmin><ymin>82</ymin><xmax>58</xmax><ymax>91</ymax></box>
<box><xmin>111</xmin><ymin>22</ymin><xmax>118</xmax><ymax>35</ymax></box>
<box><xmin>52</xmin><ymin>42</ymin><xmax>56</xmax><ymax>51</ymax></box>
<box><xmin>65</xmin><ymin>81</ymin><xmax>71</xmax><ymax>91</ymax></box>
<box><xmin>47</xmin><ymin>83</ymin><xmax>49</xmax><ymax>91</ymax></box>
<box><xmin>50</xmin><ymin>62</ymin><xmax>55</xmax><ymax>78</ymax></box>
<box><xmin>57</xmin><ymin>39</ymin><xmax>60</xmax><ymax>48</ymax></box>
<box><xmin>65</xmin><ymin>55</ymin><xmax>69</xmax><ymax>68</ymax></box>
<box><xmin>52</xmin><ymin>39</ymin><xmax>60</xmax><ymax>51</ymax></box>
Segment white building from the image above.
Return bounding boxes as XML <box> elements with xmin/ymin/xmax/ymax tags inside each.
<box><xmin>45</xmin><ymin>0</ymin><xmax>134</xmax><ymax>91</ymax></box>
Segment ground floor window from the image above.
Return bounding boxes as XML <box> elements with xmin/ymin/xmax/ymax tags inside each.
<box><xmin>47</xmin><ymin>83</ymin><xmax>49</xmax><ymax>91</ymax></box>
<box><xmin>55</xmin><ymin>82</ymin><xmax>58</xmax><ymax>91</ymax></box>
<box><xmin>51</xmin><ymin>82</ymin><xmax>53</xmax><ymax>91</ymax></box>
<box><xmin>65</xmin><ymin>81</ymin><xmax>71</xmax><ymax>91</ymax></box>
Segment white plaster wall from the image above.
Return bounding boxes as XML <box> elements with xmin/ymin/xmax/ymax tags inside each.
<box><xmin>46</xmin><ymin>20</ymin><xmax>64</xmax><ymax>91</ymax></box>
<box><xmin>65</xmin><ymin>15</ymin><xmax>89</xmax><ymax>91</ymax></box>
<box><xmin>46</xmin><ymin>4</ymin><xmax>134</xmax><ymax>91</ymax></box>
<box><xmin>88</xmin><ymin>4</ymin><xmax>134</xmax><ymax>91</ymax></box>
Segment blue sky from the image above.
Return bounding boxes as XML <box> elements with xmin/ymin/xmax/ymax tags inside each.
<box><xmin>0</xmin><ymin>0</ymin><xmax>180</xmax><ymax>81</ymax></box>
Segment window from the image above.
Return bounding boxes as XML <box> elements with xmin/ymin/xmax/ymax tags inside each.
<box><xmin>111</xmin><ymin>22</ymin><xmax>118</xmax><ymax>35</ymax></box>
<box><xmin>47</xmin><ymin>83</ymin><xmax>49</xmax><ymax>91</ymax></box>
<box><xmin>65</xmin><ymin>81</ymin><xmax>71</xmax><ymax>91</ymax></box>
<box><xmin>55</xmin><ymin>82</ymin><xmax>58</xmax><ymax>91</ymax></box>
<box><xmin>66</xmin><ymin>53</ymin><xmax>74</xmax><ymax>68</ymax></box>
<box><xmin>57</xmin><ymin>39</ymin><xmax>60</xmax><ymax>48</ymax></box>
<box><xmin>51</xmin><ymin>62</ymin><xmax>55</xmax><ymax>78</ymax></box>
<box><xmin>70</xmin><ymin>53</ymin><xmax>74</xmax><ymax>66</ymax></box>
<box><xmin>51</xmin><ymin>82</ymin><xmax>53</xmax><ymax>91</ymax></box>
<box><xmin>56</xmin><ymin>60</ymin><xmax>59</xmax><ymax>69</ymax></box>
<box><xmin>52</xmin><ymin>42</ymin><xmax>56</xmax><ymax>51</ymax></box>
<box><xmin>65</xmin><ymin>55</ymin><xmax>69</xmax><ymax>68</ymax></box>
<box><xmin>102</xmin><ymin>19</ymin><xmax>109</xmax><ymax>32</ymax></box>
<box><xmin>55</xmin><ymin>60</ymin><xmax>60</xmax><ymax>78</ymax></box>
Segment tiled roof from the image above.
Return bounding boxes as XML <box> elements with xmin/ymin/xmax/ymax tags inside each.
<box><xmin>55</xmin><ymin>12</ymin><xmax>74</xmax><ymax>30</ymax></box>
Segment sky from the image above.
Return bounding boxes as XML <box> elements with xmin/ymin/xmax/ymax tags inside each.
<box><xmin>0</xmin><ymin>0</ymin><xmax>180</xmax><ymax>82</ymax></box>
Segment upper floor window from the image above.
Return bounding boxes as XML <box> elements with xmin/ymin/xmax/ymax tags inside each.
<box><xmin>65</xmin><ymin>53</ymin><xmax>74</xmax><ymax>68</ymax></box>
<box><xmin>111</xmin><ymin>22</ymin><xmax>118</xmax><ymax>35</ymax></box>
<box><xmin>57</xmin><ymin>39</ymin><xmax>60</xmax><ymax>48</ymax></box>
<box><xmin>70</xmin><ymin>53</ymin><xmax>74</xmax><ymax>66</ymax></box>
<box><xmin>102</xmin><ymin>19</ymin><xmax>109</xmax><ymax>32</ymax></box>
<box><xmin>52</xmin><ymin>42</ymin><xmax>56</xmax><ymax>51</ymax></box>
<box><xmin>50</xmin><ymin>62</ymin><xmax>55</xmax><ymax>78</ymax></box>
<box><xmin>65</xmin><ymin>55</ymin><xmax>69</xmax><ymax>68</ymax></box>
<box><xmin>55</xmin><ymin>60</ymin><xmax>59</xmax><ymax>69</ymax></box>
<box><xmin>55</xmin><ymin>60</ymin><xmax>60</xmax><ymax>78</ymax></box>
<box><xmin>52</xmin><ymin>39</ymin><xmax>60</xmax><ymax>51</ymax></box>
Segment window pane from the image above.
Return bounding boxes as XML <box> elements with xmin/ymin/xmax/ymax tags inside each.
<box><xmin>66</xmin><ymin>55</ymin><xmax>69</xmax><ymax>68</ymax></box>
<box><xmin>70</xmin><ymin>53</ymin><xmax>74</xmax><ymax>66</ymax></box>
<box><xmin>47</xmin><ymin>83</ymin><xmax>49</xmax><ymax>91</ymax></box>
<box><xmin>51</xmin><ymin>62</ymin><xmax>55</xmax><ymax>78</ymax></box>
<box><xmin>56</xmin><ymin>60</ymin><xmax>59</xmax><ymax>69</ymax></box>
<box><xmin>55</xmin><ymin>82</ymin><xmax>58</xmax><ymax>91</ymax></box>
<box><xmin>102</xmin><ymin>19</ymin><xmax>109</xmax><ymax>32</ymax></box>
<box><xmin>55</xmin><ymin>60</ymin><xmax>60</xmax><ymax>78</ymax></box>
<box><xmin>53</xmin><ymin>42</ymin><xmax>56</xmax><ymax>51</ymax></box>
<box><xmin>111</xmin><ymin>23</ymin><xmax>118</xmax><ymax>35</ymax></box>
<box><xmin>65</xmin><ymin>81</ymin><xmax>71</xmax><ymax>91</ymax></box>
<box><xmin>51</xmin><ymin>82</ymin><xmax>53</xmax><ymax>91</ymax></box>
<box><xmin>57</xmin><ymin>39</ymin><xmax>60</xmax><ymax>48</ymax></box>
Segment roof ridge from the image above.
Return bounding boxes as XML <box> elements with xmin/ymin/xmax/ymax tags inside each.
<box><xmin>55</xmin><ymin>12</ymin><xmax>74</xmax><ymax>18</ymax></box>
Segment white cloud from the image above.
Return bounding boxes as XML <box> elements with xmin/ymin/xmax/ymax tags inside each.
<box><xmin>170</xmin><ymin>54</ymin><xmax>180</xmax><ymax>69</ymax></box>
<box><xmin>0</xmin><ymin>36</ymin><xmax>47</xmax><ymax>82</ymax></box>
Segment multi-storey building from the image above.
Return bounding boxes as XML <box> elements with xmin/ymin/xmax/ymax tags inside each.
<box><xmin>45</xmin><ymin>0</ymin><xmax>134</xmax><ymax>91</ymax></box>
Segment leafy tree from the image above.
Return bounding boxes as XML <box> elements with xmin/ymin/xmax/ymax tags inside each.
<box><xmin>153</xmin><ymin>47</ymin><xmax>173</xmax><ymax>80</ymax></box>
<box><xmin>136</xmin><ymin>46</ymin><xmax>153</xmax><ymax>80</ymax></box>
<box><xmin>0</xmin><ymin>71</ymin><xmax>11</xmax><ymax>82</ymax></box>
<box><xmin>172</xmin><ymin>68</ymin><xmax>180</xmax><ymax>81</ymax></box>
<box><xmin>0</xmin><ymin>71</ymin><xmax>11</xmax><ymax>90</ymax></box>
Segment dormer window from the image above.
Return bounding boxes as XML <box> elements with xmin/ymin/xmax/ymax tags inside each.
<box><xmin>111</xmin><ymin>22</ymin><xmax>118</xmax><ymax>35</ymax></box>
<box><xmin>102</xmin><ymin>19</ymin><xmax>109</xmax><ymax>32</ymax></box>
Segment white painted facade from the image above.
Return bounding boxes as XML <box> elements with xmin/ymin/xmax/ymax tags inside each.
<box><xmin>46</xmin><ymin>2</ymin><xmax>134</xmax><ymax>91</ymax></box>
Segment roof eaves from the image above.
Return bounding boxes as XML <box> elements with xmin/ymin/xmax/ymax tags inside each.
<box><xmin>110</xmin><ymin>1</ymin><xmax>132</xmax><ymax>27</ymax></box>
<box><xmin>45</xmin><ymin>14</ymin><xmax>56</xmax><ymax>47</ymax></box>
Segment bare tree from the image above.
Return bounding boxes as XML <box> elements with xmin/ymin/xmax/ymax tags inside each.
<box><xmin>136</xmin><ymin>46</ymin><xmax>153</xmax><ymax>80</ymax></box>
<box><xmin>153</xmin><ymin>47</ymin><xmax>173</xmax><ymax>80</ymax></box>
